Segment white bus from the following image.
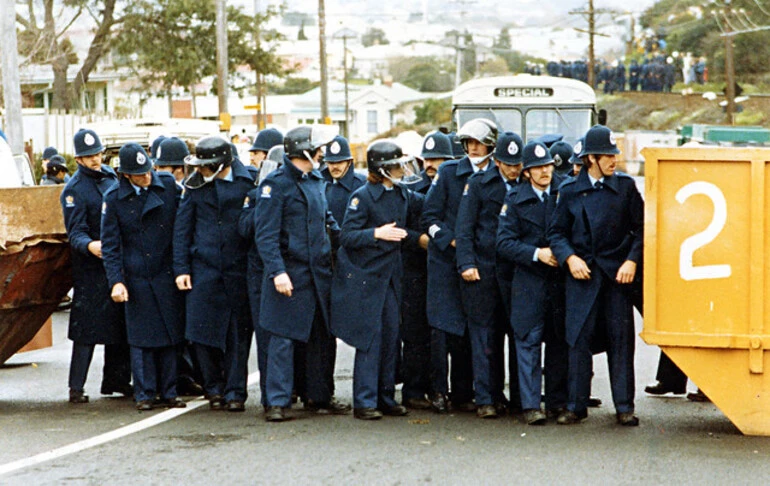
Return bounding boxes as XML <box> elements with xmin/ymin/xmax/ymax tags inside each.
<box><xmin>452</xmin><ymin>75</ymin><xmax>598</xmax><ymax>145</ymax></box>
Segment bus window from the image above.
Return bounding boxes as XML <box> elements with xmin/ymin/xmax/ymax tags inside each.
<box><xmin>525</xmin><ymin>109</ymin><xmax>592</xmax><ymax>144</ymax></box>
<box><xmin>456</xmin><ymin>109</ymin><xmax>522</xmax><ymax>136</ymax></box>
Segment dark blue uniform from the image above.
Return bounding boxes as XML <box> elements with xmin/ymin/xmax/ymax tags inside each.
<box><xmin>421</xmin><ymin>157</ymin><xmax>480</xmax><ymax>405</ymax></box>
<box><xmin>101</xmin><ymin>171</ymin><xmax>185</xmax><ymax>402</ymax></box>
<box><xmin>255</xmin><ymin>157</ymin><xmax>339</xmax><ymax>408</ymax></box>
<box><xmin>322</xmin><ymin>164</ymin><xmax>366</xmax><ymax>396</ymax></box>
<box><xmin>496</xmin><ymin>174</ymin><xmax>568</xmax><ymax>412</ymax></box>
<box><xmin>548</xmin><ymin>168</ymin><xmax>643</xmax><ymax>416</ymax></box>
<box><xmin>173</xmin><ymin>160</ymin><xmax>254</xmax><ymax>404</ymax></box>
<box><xmin>400</xmin><ymin>172</ymin><xmax>432</xmax><ymax>402</ymax></box>
<box><xmin>455</xmin><ymin>166</ymin><xmax>520</xmax><ymax>409</ymax></box>
<box><xmin>60</xmin><ymin>164</ymin><xmax>130</xmax><ymax>394</ymax></box>
<box><xmin>331</xmin><ymin>183</ymin><xmax>423</xmax><ymax>409</ymax></box>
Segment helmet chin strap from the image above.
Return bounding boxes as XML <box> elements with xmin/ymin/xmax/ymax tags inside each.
<box><xmin>201</xmin><ymin>162</ymin><xmax>224</xmax><ymax>182</ymax></box>
<box><xmin>470</xmin><ymin>153</ymin><xmax>493</xmax><ymax>166</ymax></box>
<box><xmin>378</xmin><ymin>167</ymin><xmax>401</xmax><ymax>185</ymax></box>
<box><xmin>303</xmin><ymin>150</ymin><xmax>320</xmax><ymax>170</ymax></box>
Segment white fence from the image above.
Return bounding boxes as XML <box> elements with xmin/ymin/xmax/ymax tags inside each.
<box><xmin>1</xmin><ymin>110</ymin><xmax>113</xmax><ymax>157</ymax></box>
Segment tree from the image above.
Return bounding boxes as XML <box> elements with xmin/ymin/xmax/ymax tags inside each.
<box><xmin>403</xmin><ymin>63</ymin><xmax>454</xmax><ymax>92</ymax></box>
<box><xmin>269</xmin><ymin>78</ymin><xmax>318</xmax><ymax>95</ymax></box>
<box><xmin>298</xmin><ymin>21</ymin><xmax>307</xmax><ymax>41</ymax></box>
<box><xmin>414</xmin><ymin>98</ymin><xmax>452</xmax><ymax>126</ymax></box>
<box><xmin>16</xmin><ymin>0</ymin><xmax>121</xmax><ymax>111</ymax></box>
<box><xmin>113</xmin><ymin>0</ymin><xmax>286</xmax><ymax>116</ymax></box>
<box><xmin>362</xmin><ymin>27</ymin><xmax>389</xmax><ymax>47</ymax></box>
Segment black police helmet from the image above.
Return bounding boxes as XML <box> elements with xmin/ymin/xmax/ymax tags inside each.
<box><xmin>156</xmin><ymin>137</ymin><xmax>190</xmax><ymax>167</ymax></box>
<box><xmin>325</xmin><ymin>135</ymin><xmax>353</xmax><ymax>163</ymax></box>
<box><xmin>579</xmin><ymin>125</ymin><xmax>620</xmax><ymax>157</ymax></box>
<box><xmin>250</xmin><ymin>128</ymin><xmax>284</xmax><ymax>153</ymax></box>
<box><xmin>73</xmin><ymin>129</ymin><xmax>104</xmax><ymax>157</ymax></box>
<box><xmin>149</xmin><ymin>135</ymin><xmax>167</xmax><ymax>161</ymax></box>
<box><xmin>420</xmin><ymin>132</ymin><xmax>454</xmax><ymax>160</ymax></box>
<box><xmin>493</xmin><ymin>131</ymin><xmax>524</xmax><ymax>166</ymax></box>
<box><xmin>521</xmin><ymin>141</ymin><xmax>555</xmax><ymax>171</ymax></box>
<box><xmin>118</xmin><ymin>142</ymin><xmax>153</xmax><ymax>175</ymax></box>
<box><xmin>550</xmin><ymin>141</ymin><xmax>574</xmax><ymax>174</ymax></box>
<box><xmin>187</xmin><ymin>136</ymin><xmax>232</xmax><ymax>167</ymax></box>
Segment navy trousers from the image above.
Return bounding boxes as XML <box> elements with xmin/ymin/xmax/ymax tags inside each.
<box><xmin>353</xmin><ymin>283</ymin><xmax>400</xmax><ymax>410</ymax></box>
<box><xmin>68</xmin><ymin>342</ymin><xmax>131</xmax><ymax>392</ymax></box>
<box><xmin>400</xmin><ymin>280</ymin><xmax>431</xmax><ymax>401</ymax></box>
<box><xmin>265</xmin><ymin>304</ymin><xmax>333</xmax><ymax>408</ymax></box>
<box><xmin>130</xmin><ymin>345</ymin><xmax>178</xmax><ymax>401</ymax></box>
<box><xmin>430</xmin><ymin>328</ymin><xmax>473</xmax><ymax>403</ymax></box>
<box><xmin>567</xmin><ymin>272</ymin><xmax>636</xmax><ymax>415</ymax></box>
<box><xmin>193</xmin><ymin>314</ymin><xmax>250</xmax><ymax>403</ymax></box>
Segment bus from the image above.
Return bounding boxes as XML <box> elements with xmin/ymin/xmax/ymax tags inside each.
<box><xmin>451</xmin><ymin>75</ymin><xmax>597</xmax><ymax>145</ymax></box>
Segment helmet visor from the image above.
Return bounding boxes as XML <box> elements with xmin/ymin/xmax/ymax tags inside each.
<box><xmin>310</xmin><ymin>124</ymin><xmax>339</xmax><ymax>151</ymax></box>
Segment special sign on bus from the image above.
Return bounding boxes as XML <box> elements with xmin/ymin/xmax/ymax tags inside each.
<box><xmin>494</xmin><ymin>87</ymin><xmax>554</xmax><ymax>98</ymax></box>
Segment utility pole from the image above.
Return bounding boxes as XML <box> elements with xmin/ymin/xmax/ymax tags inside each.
<box><xmin>1</xmin><ymin>0</ymin><xmax>24</xmax><ymax>156</ymax></box>
<box><xmin>342</xmin><ymin>34</ymin><xmax>350</xmax><ymax>138</ymax></box>
<box><xmin>319</xmin><ymin>0</ymin><xmax>329</xmax><ymax>124</ymax></box>
<box><xmin>216</xmin><ymin>0</ymin><xmax>229</xmax><ymax>131</ymax></box>
<box><xmin>570</xmin><ymin>0</ymin><xmax>612</xmax><ymax>90</ymax></box>
<box><xmin>253</xmin><ymin>0</ymin><xmax>264</xmax><ymax>129</ymax></box>
<box><xmin>724</xmin><ymin>0</ymin><xmax>736</xmax><ymax>124</ymax></box>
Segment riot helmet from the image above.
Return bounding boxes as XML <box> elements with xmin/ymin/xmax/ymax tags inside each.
<box><xmin>183</xmin><ymin>136</ymin><xmax>232</xmax><ymax>189</ymax></box>
<box><xmin>284</xmin><ymin>125</ymin><xmax>338</xmax><ymax>169</ymax></box>
<box><xmin>367</xmin><ymin>139</ymin><xmax>421</xmax><ymax>185</ymax></box>
<box><xmin>258</xmin><ymin>145</ymin><xmax>286</xmax><ymax>185</ymax></box>
<box><xmin>457</xmin><ymin>118</ymin><xmax>498</xmax><ymax>151</ymax></box>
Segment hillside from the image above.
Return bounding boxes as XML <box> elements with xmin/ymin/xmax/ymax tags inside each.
<box><xmin>600</xmin><ymin>91</ymin><xmax>770</xmax><ymax>132</ymax></box>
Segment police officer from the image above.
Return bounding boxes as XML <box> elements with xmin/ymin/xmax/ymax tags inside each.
<box><xmin>570</xmin><ymin>138</ymin><xmax>585</xmax><ymax>177</ymax></box>
<box><xmin>548</xmin><ymin>125</ymin><xmax>644</xmax><ymax>426</ymax></box>
<box><xmin>149</xmin><ymin>136</ymin><xmax>167</xmax><ymax>161</ymax></box>
<box><xmin>101</xmin><ymin>143</ymin><xmax>186</xmax><ymax>410</ymax></box>
<box><xmin>255</xmin><ymin>125</ymin><xmax>350</xmax><ymax>422</ymax></box>
<box><xmin>238</xmin><ymin>146</ymin><xmax>287</xmax><ymax>410</ymax></box>
<box><xmin>549</xmin><ymin>140</ymin><xmax>574</xmax><ymax>177</ymax></box>
<box><xmin>331</xmin><ymin>140</ymin><xmax>424</xmax><ymax>420</ymax></box>
<box><xmin>41</xmin><ymin>155</ymin><xmax>70</xmax><ymax>185</ymax></box>
<box><xmin>322</xmin><ymin>135</ymin><xmax>367</xmax><ymax>235</ymax></box>
<box><xmin>60</xmin><ymin>128</ymin><xmax>132</xmax><ymax>403</ymax></box>
<box><xmin>421</xmin><ymin>118</ymin><xmax>498</xmax><ymax>413</ymax></box>
<box><xmin>154</xmin><ymin>137</ymin><xmax>189</xmax><ymax>184</ymax></box>
<box><xmin>173</xmin><ymin>136</ymin><xmax>255</xmax><ymax>411</ymax></box>
<box><xmin>455</xmin><ymin>131</ymin><xmax>524</xmax><ymax>419</ymax></box>
<box><xmin>497</xmin><ymin>141</ymin><xmax>567</xmax><ymax>425</ymax></box>
<box><xmin>248</xmin><ymin>128</ymin><xmax>284</xmax><ymax>169</ymax></box>
<box><xmin>399</xmin><ymin>132</ymin><xmax>453</xmax><ymax>409</ymax></box>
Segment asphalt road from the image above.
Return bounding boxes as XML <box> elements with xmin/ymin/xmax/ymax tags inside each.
<box><xmin>1</xmin><ymin>309</ymin><xmax>769</xmax><ymax>485</ymax></box>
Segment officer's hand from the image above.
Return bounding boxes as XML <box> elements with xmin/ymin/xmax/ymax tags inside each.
<box><xmin>176</xmin><ymin>274</ymin><xmax>192</xmax><ymax>290</ymax></box>
<box><xmin>616</xmin><ymin>260</ymin><xmax>637</xmax><ymax>284</ymax></box>
<box><xmin>87</xmin><ymin>240</ymin><xmax>102</xmax><ymax>259</ymax></box>
<box><xmin>374</xmin><ymin>222</ymin><xmax>407</xmax><ymax>242</ymax></box>
<box><xmin>461</xmin><ymin>267</ymin><xmax>481</xmax><ymax>282</ymax></box>
<box><xmin>418</xmin><ymin>234</ymin><xmax>429</xmax><ymax>250</ymax></box>
<box><xmin>274</xmin><ymin>272</ymin><xmax>293</xmax><ymax>297</ymax></box>
<box><xmin>450</xmin><ymin>239</ymin><xmax>456</xmax><ymax>248</ymax></box>
<box><xmin>111</xmin><ymin>283</ymin><xmax>128</xmax><ymax>303</ymax></box>
<box><xmin>537</xmin><ymin>248</ymin><xmax>558</xmax><ymax>267</ymax></box>
<box><xmin>566</xmin><ymin>255</ymin><xmax>591</xmax><ymax>280</ymax></box>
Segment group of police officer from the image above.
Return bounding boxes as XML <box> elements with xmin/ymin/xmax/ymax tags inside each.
<box><xmin>59</xmin><ymin>116</ymin><xmax>644</xmax><ymax>426</ymax></box>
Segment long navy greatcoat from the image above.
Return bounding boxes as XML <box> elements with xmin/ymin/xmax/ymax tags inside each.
<box><xmin>255</xmin><ymin>157</ymin><xmax>339</xmax><ymax>343</ymax></box>
<box><xmin>101</xmin><ymin>171</ymin><xmax>184</xmax><ymax>348</ymax></box>
<box><xmin>455</xmin><ymin>166</ymin><xmax>519</xmax><ymax>324</ymax></box>
<box><xmin>547</xmin><ymin>168</ymin><xmax>644</xmax><ymax>346</ymax></box>
<box><xmin>331</xmin><ymin>183</ymin><xmax>423</xmax><ymax>351</ymax></box>
<box><xmin>421</xmin><ymin>156</ymin><xmax>482</xmax><ymax>336</ymax></box>
<box><xmin>238</xmin><ymin>187</ymin><xmax>263</xmax><ymax>327</ymax></box>
<box><xmin>60</xmin><ymin>164</ymin><xmax>125</xmax><ymax>345</ymax></box>
<box><xmin>173</xmin><ymin>160</ymin><xmax>255</xmax><ymax>350</ymax></box>
<box><xmin>496</xmin><ymin>174</ymin><xmax>565</xmax><ymax>340</ymax></box>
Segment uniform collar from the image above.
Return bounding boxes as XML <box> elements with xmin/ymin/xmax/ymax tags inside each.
<box><xmin>322</xmin><ymin>163</ymin><xmax>357</xmax><ymax>190</ymax></box>
<box><xmin>229</xmin><ymin>158</ymin><xmax>253</xmax><ymax>182</ymax></box>
<box><xmin>283</xmin><ymin>156</ymin><xmax>322</xmax><ymax>182</ymax></box>
<box><xmin>513</xmin><ymin>181</ymin><xmax>540</xmax><ymax>204</ymax></box>
<box><xmin>368</xmin><ymin>181</ymin><xmax>405</xmax><ymax>201</ymax></box>
<box><xmin>481</xmin><ymin>165</ymin><xmax>502</xmax><ymax>184</ymax></box>
<box><xmin>456</xmin><ymin>156</ymin><xmax>475</xmax><ymax>177</ymax></box>
<box><xmin>118</xmin><ymin>171</ymin><xmax>164</xmax><ymax>199</ymax></box>
<box><xmin>579</xmin><ymin>167</ymin><xmax>619</xmax><ymax>193</ymax></box>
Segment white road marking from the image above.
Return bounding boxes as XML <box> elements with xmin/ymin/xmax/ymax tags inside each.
<box><xmin>0</xmin><ymin>372</ymin><xmax>260</xmax><ymax>477</ymax></box>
